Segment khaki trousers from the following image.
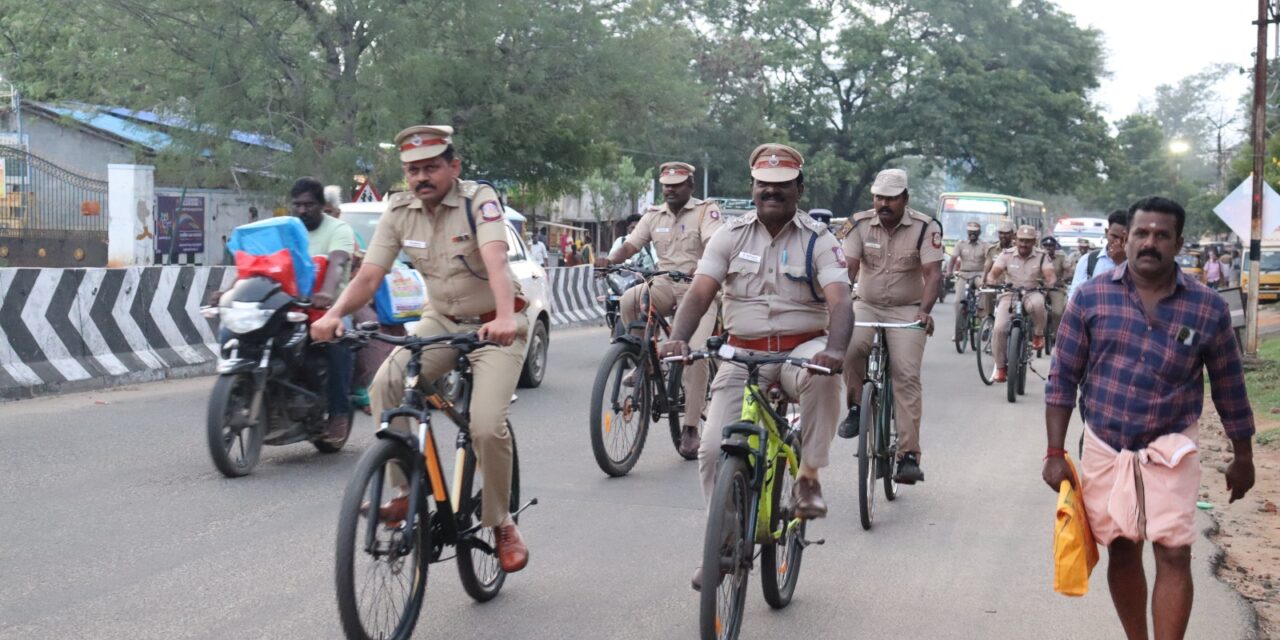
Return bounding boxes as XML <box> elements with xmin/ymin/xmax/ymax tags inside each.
<box><xmin>992</xmin><ymin>291</ymin><xmax>1046</xmax><ymax>368</ymax></box>
<box><xmin>698</xmin><ymin>338</ymin><xmax>841</xmax><ymax>503</ymax></box>
<box><xmin>371</xmin><ymin>311</ymin><xmax>528</xmax><ymax>527</ymax></box>
<box><xmin>844</xmin><ymin>302</ymin><xmax>927</xmax><ymax>456</ymax></box>
<box><xmin>620</xmin><ymin>278</ymin><xmax>717</xmax><ymax>428</ymax></box>
<box><xmin>954</xmin><ymin>271</ymin><xmax>983</xmax><ymax>318</ymax></box>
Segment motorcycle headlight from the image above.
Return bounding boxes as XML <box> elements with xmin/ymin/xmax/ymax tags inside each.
<box><xmin>219</xmin><ymin>303</ymin><xmax>273</xmax><ymax>334</ymax></box>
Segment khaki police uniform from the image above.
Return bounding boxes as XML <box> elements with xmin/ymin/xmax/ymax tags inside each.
<box><xmin>990</xmin><ymin>247</ymin><xmax>1050</xmax><ymax>369</ymax></box>
<box><xmin>952</xmin><ymin>236</ymin><xmax>989</xmax><ymax>316</ymax></box>
<box><xmin>840</xmin><ymin>206</ymin><xmax>944</xmax><ymax>457</ymax></box>
<box><xmin>1045</xmin><ymin>250</ymin><xmax>1067</xmax><ymax>340</ymax></box>
<box><xmin>695</xmin><ymin>209</ymin><xmax>848</xmax><ymax>499</ymax></box>
<box><xmin>623</xmin><ymin>181</ymin><xmax>723</xmax><ymax>427</ymax></box>
<box><xmin>366</xmin><ymin>126</ymin><xmax>527</xmax><ymax>528</ymax></box>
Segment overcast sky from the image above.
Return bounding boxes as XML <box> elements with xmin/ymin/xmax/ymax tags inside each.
<box><xmin>1056</xmin><ymin>0</ymin><xmax>1257</xmax><ymax>121</ymax></box>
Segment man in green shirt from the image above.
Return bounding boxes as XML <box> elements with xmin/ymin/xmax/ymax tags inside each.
<box><xmin>292</xmin><ymin>177</ymin><xmax>356</xmax><ymax>444</ymax></box>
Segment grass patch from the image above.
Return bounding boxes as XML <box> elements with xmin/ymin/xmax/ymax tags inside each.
<box><xmin>1258</xmin><ymin>427</ymin><xmax>1280</xmax><ymax>447</ymax></box>
<box><xmin>1246</xmin><ymin>336</ymin><xmax>1280</xmax><ymax>449</ymax></box>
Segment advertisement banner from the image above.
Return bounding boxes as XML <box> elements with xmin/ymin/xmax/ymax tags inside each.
<box><xmin>155</xmin><ymin>194</ymin><xmax>206</xmax><ymax>254</ymax></box>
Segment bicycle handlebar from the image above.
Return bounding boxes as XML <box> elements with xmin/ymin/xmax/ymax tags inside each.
<box><xmin>663</xmin><ymin>345</ymin><xmax>831</xmax><ymax>375</ymax></box>
<box><xmin>339</xmin><ymin>328</ymin><xmax>498</xmax><ymax>353</ymax></box>
<box><xmin>596</xmin><ymin>264</ymin><xmax>693</xmax><ymax>282</ymax></box>
<box><xmin>853</xmin><ymin>321</ymin><xmax>925</xmax><ymax>330</ymax></box>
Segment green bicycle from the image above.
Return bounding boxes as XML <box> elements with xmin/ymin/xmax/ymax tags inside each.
<box><xmin>854</xmin><ymin>320</ymin><xmax>924</xmax><ymax>531</ymax></box>
<box><xmin>671</xmin><ymin>337</ymin><xmax>828</xmax><ymax>640</ymax></box>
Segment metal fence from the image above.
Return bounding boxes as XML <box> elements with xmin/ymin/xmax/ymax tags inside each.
<box><xmin>0</xmin><ymin>145</ymin><xmax>109</xmax><ymax>238</ymax></box>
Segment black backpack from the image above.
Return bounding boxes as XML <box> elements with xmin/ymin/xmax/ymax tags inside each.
<box><xmin>1086</xmin><ymin>249</ymin><xmax>1101</xmax><ymax>279</ymax></box>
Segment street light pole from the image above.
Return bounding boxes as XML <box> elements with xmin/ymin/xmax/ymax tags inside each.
<box><xmin>1246</xmin><ymin>0</ymin><xmax>1275</xmax><ymax>357</ymax></box>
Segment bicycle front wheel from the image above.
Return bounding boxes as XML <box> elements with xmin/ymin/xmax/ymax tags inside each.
<box><xmin>975</xmin><ymin>316</ymin><xmax>995</xmax><ymax>386</ymax></box>
<box><xmin>761</xmin><ymin>431</ymin><xmax>805</xmax><ymax>608</ymax></box>
<box><xmin>1006</xmin><ymin>326</ymin><xmax>1022</xmax><ymax>403</ymax></box>
<box><xmin>857</xmin><ymin>381</ymin><xmax>878</xmax><ymax>531</ymax></box>
<box><xmin>666</xmin><ymin>359</ymin><xmax>696</xmax><ymax>459</ymax></box>
<box><xmin>700</xmin><ymin>455</ymin><xmax>753</xmax><ymax>640</ymax></box>
<box><xmin>881</xmin><ymin>376</ymin><xmax>899</xmax><ymax>502</ymax></box>
<box><xmin>456</xmin><ymin>423</ymin><xmax>521</xmax><ymax>602</ymax></box>
<box><xmin>589</xmin><ymin>341</ymin><xmax>649</xmax><ymax>476</ymax></box>
<box><xmin>335</xmin><ymin>438</ymin><xmax>430</xmax><ymax>640</ymax></box>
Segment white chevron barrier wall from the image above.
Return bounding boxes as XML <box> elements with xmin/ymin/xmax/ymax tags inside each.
<box><xmin>546</xmin><ymin>265</ymin><xmax>604</xmax><ymax>326</ymax></box>
<box><xmin>0</xmin><ymin>266</ymin><xmax>238</xmax><ymax>400</ymax></box>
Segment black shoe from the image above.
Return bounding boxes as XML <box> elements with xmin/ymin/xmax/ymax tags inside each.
<box><xmin>837</xmin><ymin>406</ymin><xmax>859</xmax><ymax>439</ymax></box>
<box><xmin>894</xmin><ymin>453</ymin><xmax>924</xmax><ymax>484</ymax></box>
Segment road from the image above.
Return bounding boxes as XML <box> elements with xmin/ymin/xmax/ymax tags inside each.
<box><xmin>0</xmin><ymin>304</ymin><xmax>1258</xmax><ymax>639</ymax></box>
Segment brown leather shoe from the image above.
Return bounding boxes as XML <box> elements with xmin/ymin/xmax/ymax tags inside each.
<box><xmin>678</xmin><ymin>425</ymin><xmax>700</xmax><ymax>458</ymax></box>
<box><xmin>691</xmin><ymin>566</ymin><xmax>702</xmax><ymax>592</ymax></box>
<box><xmin>360</xmin><ymin>495</ymin><xmax>408</xmax><ymax>527</ymax></box>
<box><xmin>494</xmin><ymin>522</ymin><xmax>529</xmax><ymax>573</ymax></box>
<box><xmin>793</xmin><ymin>476</ymin><xmax>828</xmax><ymax>519</ymax></box>
<box><xmin>325</xmin><ymin>413</ymin><xmax>352</xmax><ymax>445</ymax></box>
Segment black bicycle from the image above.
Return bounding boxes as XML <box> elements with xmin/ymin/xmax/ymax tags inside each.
<box><xmin>589</xmin><ymin>266</ymin><xmax>712</xmax><ymax>475</ymax></box>
<box><xmin>952</xmin><ymin>274</ymin><xmax>981</xmax><ymax>355</ymax></box>
<box><xmin>980</xmin><ymin>285</ymin><xmax>1049</xmax><ymax>403</ymax></box>
<box><xmin>334</xmin><ymin>328</ymin><xmax>537</xmax><ymax>640</ymax></box>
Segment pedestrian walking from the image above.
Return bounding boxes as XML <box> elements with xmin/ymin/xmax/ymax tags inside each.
<box><xmin>1203</xmin><ymin>251</ymin><xmax>1222</xmax><ymax>289</ymax></box>
<box><xmin>1043</xmin><ymin>196</ymin><xmax>1256</xmax><ymax>640</ymax></box>
<box><xmin>530</xmin><ymin>234</ymin><xmax>549</xmax><ymax>267</ymax></box>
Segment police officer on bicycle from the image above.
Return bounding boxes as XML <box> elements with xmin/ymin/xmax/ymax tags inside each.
<box><xmin>311</xmin><ymin>125</ymin><xmax>531</xmax><ymax>574</ymax></box>
<box><xmin>986</xmin><ymin>225</ymin><xmax>1057</xmax><ymax>382</ymax></box>
<box><xmin>595</xmin><ymin>161</ymin><xmax>723</xmax><ymax>457</ymax></box>
<box><xmin>658</xmin><ymin>144</ymin><xmax>851</xmax><ymax>590</ymax></box>
<box><xmin>836</xmin><ymin>168</ymin><xmax>944</xmax><ymax>485</ymax></box>
<box><xmin>950</xmin><ymin>220</ymin><xmax>989</xmax><ymax>328</ymax></box>
<box><xmin>1040</xmin><ymin>236</ymin><xmax>1068</xmax><ymax>346</ymax></box>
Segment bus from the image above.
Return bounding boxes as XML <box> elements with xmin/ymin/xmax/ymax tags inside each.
<box><xmin>936</xmin><ymin>192</ymin><xmax>1050</xmax><ymax>247</ymax></box>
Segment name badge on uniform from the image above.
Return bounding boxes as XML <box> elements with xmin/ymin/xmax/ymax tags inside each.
<box><xmin>404</xmin><ymin>240</ymin><xmax>427</xmax><ymax>249</ymax></box>
<box><xmin>737</xmin><ymin>251</ymin><xmax>762</xmax><ymax>263</ymax></box>
<box><xmin>865</xmin><ymin>242</ymin><xmax>882</xmax><ymax>249</ymax></box>
<box><xmin>656</xmin><ymin>227</ymin><xmax>671</xmax><ymax>233</ymax></box>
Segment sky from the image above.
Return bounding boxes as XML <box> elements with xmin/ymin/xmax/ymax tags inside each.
<box><xmin>1056</xmin><ymin>0</ymin><xmax>1257</xmax><ymax>121</ymax></box>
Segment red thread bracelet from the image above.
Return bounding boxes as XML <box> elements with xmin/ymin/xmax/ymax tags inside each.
<box><xmin>1044</xmin><ymin>447</ymin><xmax>1068</xmax><ymax>460</ymax></box>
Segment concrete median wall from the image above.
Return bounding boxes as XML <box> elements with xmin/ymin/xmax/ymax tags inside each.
<box><xmin>546</xmin><ymin>265</ymin><xmax>604</xmax><ymax>326</ymax></box>
<box><xmin>0</xmin><ymin>266</ymin><xmax>237</xmax><ymax>400</ymax></box>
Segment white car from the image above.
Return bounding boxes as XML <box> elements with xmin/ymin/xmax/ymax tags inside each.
<box><xmin>339</xmin><ymin>200</ymin><xmax>551</xmax><ymax>388</ymax></box>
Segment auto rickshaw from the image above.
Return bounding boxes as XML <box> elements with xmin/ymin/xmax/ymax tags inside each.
<box><xmin>1175</xmin><ymin>246</ymin><xmax>1204</xmax><ymax>280</ymax></box>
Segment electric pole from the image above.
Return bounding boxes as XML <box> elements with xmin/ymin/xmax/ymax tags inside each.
<box><xmin>1247</xmin><ymin>0</ymin><xmax>1278</xmax><ymax>357</ymax></box>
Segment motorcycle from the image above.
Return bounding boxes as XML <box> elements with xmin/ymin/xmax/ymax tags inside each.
<box><xmin>202</xmin><ymin>274</ymin><xmax>353</xmax><ymax>477</ymax></box>
<box><xmin>599</xmin><ymin>269</ymin><xmax>642</xmax><ymax>338</ymax></box>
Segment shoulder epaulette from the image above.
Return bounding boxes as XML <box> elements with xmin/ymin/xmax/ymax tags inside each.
<box><xmin>728</xmin><ymin>212</ymin><xmax>756</xmax><ymax>228</ymax></box>
<box><xmin>797</xmin><ymin>212</ymin><xmax>828</xmax><ymax>235</ymax></box>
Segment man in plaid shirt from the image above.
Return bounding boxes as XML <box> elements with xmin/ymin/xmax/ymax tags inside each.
<box><xmin>1042</xmin><ymin>196</ymin><xmax>1255</xmax><ymax>640</ymax></box>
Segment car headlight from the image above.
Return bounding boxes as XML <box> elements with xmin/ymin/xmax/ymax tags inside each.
<box><xmin>220</xmin><ymin>303</ymin><xmax>273</xmax><ymax>333</ymax></box>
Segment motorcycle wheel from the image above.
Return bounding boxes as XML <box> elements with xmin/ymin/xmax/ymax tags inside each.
<box><xmin>207</xmin><ymin>373</ymin><xmax>265</xmax><ymax>477</ymax></box>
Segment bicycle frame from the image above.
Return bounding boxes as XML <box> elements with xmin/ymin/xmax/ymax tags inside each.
<box><xmin>719</xmin><ymin>375</ymin><xmax>800</xmax><ymax>546</ymax></box>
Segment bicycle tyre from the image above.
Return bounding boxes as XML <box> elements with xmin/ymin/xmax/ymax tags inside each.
<box><xmin>969</xmin><ymin>312</ymin><xmax>980</xmax><ymax>351</ymax></box>
<box><xmin>206</xmin><ymin>373</ymin><xmax>264</xmax><ymax>478</ymax></box>
<box><xmin>700</xmin><ymin>455</ymin><xmax>752</xmax><ymax>640</ymax></box>
<box><xmin>1006</xmin><ymin>326</ymin><xmax>1021</xmax><ymax>403</ymax></box>
<box><xmin>666</xmin><ymin>360</ymin><xmax>697</xmax><ymax>459</ymax></box>
<box><xmin>953</xmin><ymin>305</ymin><xmax>968</xmax><ymax>354</ymax></box>
<box><xmin>335</xmin><ymin>438</ymin><xmax>429</xmax><ymax>640</ymax></box>
<box><xmin>857</xmin><ymin>381</ymin><xmax>877</xmax><ymax>531</ymax></box>
<box><xmin>589</xmin><ymin>341</ymin><xmax>649</xmax><ymax>477</ymax></box>
<box><xmin>975</xmin><ymin>316</ymin><xmax>995</xmax><ymax>386</ymax></box>
<box><xmin>761</xmin><ymin>430</ymin><xmax>805</xmax><ymax>609</ymax></box>
<box><xmin>1017</xmin><ymin>339</ymin><xmax>1029</xmax><ymax>396</ymax></box>
<box><xmin>457</xmin><ymin>423</ymin><xmax>521</xmax><ymax>602</ymax></box>
<box><xmin>882</xmin><ymin>376</ymin><xmax>899</xmax><ymax>502</ymax></box>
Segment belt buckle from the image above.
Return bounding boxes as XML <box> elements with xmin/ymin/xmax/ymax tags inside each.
<box><xmin>768</xmin><ymin>335</ymin><xmax>781</xmax><ymax>352</ymax></box>
<box><xmin>455</xmin><ymin>315</ymin><xmax>483</xmax><ymax>325</ymax></box>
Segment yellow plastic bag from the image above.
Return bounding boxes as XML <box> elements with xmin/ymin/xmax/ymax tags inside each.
<box><xmin>1054</xmin><ymin>454</ymin><xmax>1098</xmax><ymax>596</ymax></box>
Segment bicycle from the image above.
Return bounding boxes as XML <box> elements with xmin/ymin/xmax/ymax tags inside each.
<box><xmin>951</xmin><ymin>274</ymin><xmax>982</xmax><ymax>355</ymax></box>
<box><xmin>980</xmin><ymin>285</ymin><xmax>1048</xmax><ymax>403</ymax></box>
<box><xmin>853</xmin><ymin>320</ymin><xmax>924</xmax><ymax>530</ymax></box>
<box><xmin>589</xmin><ymin>265</ymin><xmax>711</xmax><ymax>476</ymax></box>
<box><xmin>669</xmin><ymin>337</ymin><xmax>828</xmax><ymax>640</ymax></box>
<box><xmin>333</xmin><ymin>328</ymin><xmax>537</xmax><ymax>640</ymax></box>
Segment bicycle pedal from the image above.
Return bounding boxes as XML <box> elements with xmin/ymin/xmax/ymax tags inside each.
<box><xmin>799</xmin><ymin>537</ymin><xmax>825</xmax><ymax>547</ymax></box>
<box><xmin>512</xmin><ymin>497</ymin><xmax>539</xmax><ymax>518</ymax></box>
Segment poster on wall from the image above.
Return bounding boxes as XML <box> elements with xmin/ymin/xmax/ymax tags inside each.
<box><xmin>155</xmin><ymin>194</ymin><xmax>206</xmax><ymax>254</ymax></box>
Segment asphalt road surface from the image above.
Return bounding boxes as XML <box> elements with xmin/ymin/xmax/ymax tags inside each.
<box><xmin>0</xmin><ymin>304</ymin><xmax>1258</xmax><ymax>639</ymax></box>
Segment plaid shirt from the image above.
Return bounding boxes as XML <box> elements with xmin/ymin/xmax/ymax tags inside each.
<box><xmin>1046</xmin><ymin>262</ymin><xmax>1255</xmax><ymax>451</ymax></box>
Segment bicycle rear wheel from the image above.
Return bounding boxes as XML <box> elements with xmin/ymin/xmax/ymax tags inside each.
<box><xmin>456</xmin><ymin>424</ymin><xmax>521</xmax><ymax>602</ymax></box>
<box><xmin>700</xmin><ymin>455</ymin><xmax>752</xmax><ymax>640</ymax></box>
<box><xmin>953</xmin><ymin>305</ymin><xmax>968</xmax><ymax>354</ymax></box>
<box><xmin>335</xmin><ymin>438</ymin><xmax>429</xmax><ymax>640</ymax></box>
<box><xmin>975</xmin><ymin>316</ymin><xmax>995</xmax><ymax>386</ymax></box>
<box><xmin>665</xmin><ymin>359</ymin><xmax>697</xmax><ymax>459</ymax></box>
<box><xmin>761</xmin><ymin>431</ymin><xmax>805</xmax><ymax>608</ymax></box>
<box><xmin>857</xmin><ymin>381</ymin><xmax>878</xmax><ymax>531</ymax></box>
<box><xmin>969</xmin><ymin>312</ymin><xmax>980</xmax><ymax>351</ymax></box>
<box><xmin>1017</xmin><ymin>340</ymin><xmax>1029</xmax><ymax>396</ymax></box>
<box><xmin>1006</xmin><ymin>326</ymin><xmax>1022</xmax><ymax>403</ymax></box>
<box><xmin>881</xmin><ymin>377</ymin><xmax>899</xmax><ymax>502</ymax></box>
<box><xmin>589</xmin><ymin>341</ymin><xmax>649</xmax><ymax>476</ymax></box>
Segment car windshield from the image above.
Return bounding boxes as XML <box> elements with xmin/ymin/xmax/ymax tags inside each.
<box><xmin>1175</xmin><ymin>253</ymin><xmax>1199</xmax><ymax>267</ymax></box>
<box><xmin>1261</xmin><ymin>250</ymin><xmax>1280</xmax><ymax>271</ymax></box>
<box><xmin>341</xmin><ymin>211</ymin><xmax>409</xmax><ymax>263</ymax></box>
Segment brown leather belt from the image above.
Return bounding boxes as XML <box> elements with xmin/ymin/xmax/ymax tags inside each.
<box><xmin>726</xmin><ymin>331</ymin><xmax>826</xmax><ymax>353</ymax></box>
<box><xmin>445</xmin><ymin>298</ymin><xmax>528</xmax><ymax>325</ymax></box>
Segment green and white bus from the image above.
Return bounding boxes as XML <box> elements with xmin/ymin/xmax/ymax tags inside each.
<box><xmin>935</xmin><ymin>192</ymin><xmax>1051</xmax><ymax>247</ymax></box>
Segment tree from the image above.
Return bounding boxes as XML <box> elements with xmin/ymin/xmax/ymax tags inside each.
<box><xmin>584</xmin><ymin>156</ymin><xmax>653</xmax><ymax>223</ymax></box>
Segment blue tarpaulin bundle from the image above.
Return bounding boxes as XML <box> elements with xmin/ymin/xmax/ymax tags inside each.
<box><xmin>227</xmin><ymin>217</ymin><xmax>316</xmax><ymax>297</ymax></box>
